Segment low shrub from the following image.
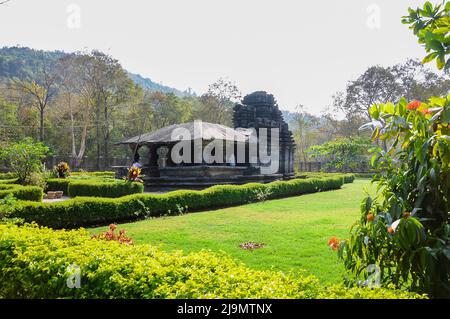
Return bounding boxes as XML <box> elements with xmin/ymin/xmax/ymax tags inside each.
<box><xmin>354</xmin><ymin>172</ymin><xmax>375</xmax><ymax>179</ymax></box>
<box><xmin>46</xmin><ymin>176</ymin><xmax>118</xmax><ymax>195</ymax></box>
<box><xmin>296</xmin><ymin>172</ymin><xmax>355</xmax><ymax>184</ymax></box>
<box><xmin>0</xmin><ymin>184</ymin><xmax>43</xmax><ymax>202</ymax></box>
<box><xmin>11</xmin><ymin>177</ymin><xmax>344</xmax><ymax>228</ymax></box>
<box><xmin>0</xmin><ymin>178</ymin><xmax>19</xmax><ymax>184</ymax></box>
<box><xmin>0</xmin><ymin>172</ymin><xmax>17</xmax><ymax>179</ymax></box>
<box><xmin>0</xmin><ymin>223</ymin><xmax>426</xmax><ymax>299</ymax></box>
<box><xmin>45</xmin><ymin>178</ymin><xmax>71</xmax><ymax>194</ymax></box>
<box><xmin>68</xmin><ymin>180</ymin><xmax>144</xmax><ymax>198</ymax></box>
<box><xmin>70</xmin><ymin>171</ymin><xmax>116</xmax><ymax>178</ymax></box>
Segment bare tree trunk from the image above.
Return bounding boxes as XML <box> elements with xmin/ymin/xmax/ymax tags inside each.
<box><xmin>96</xmin><ymin>101</ymin><xmax>101</xmax><ymax>170</ymax></box>
<box><xmin>103</xmin><ymin>101</ymin><xmax>109</xmax><ymax>168</ymax></box>
<box><xmin>39</xmin><ymin>106</ymin><xmax>45</xmax><ymax>141</ymax></box>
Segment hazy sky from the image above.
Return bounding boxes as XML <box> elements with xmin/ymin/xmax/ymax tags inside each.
<box><xmin>0</xmin><ymin>0</ymin><xmax>441</xmax><ymax>114</ymax></box>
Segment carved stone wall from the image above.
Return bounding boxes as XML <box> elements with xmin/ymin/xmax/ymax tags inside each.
<box><xmin>233</xmin><ymin>91</ymin><xmax>296</xmax><ymax>179</ymax></box>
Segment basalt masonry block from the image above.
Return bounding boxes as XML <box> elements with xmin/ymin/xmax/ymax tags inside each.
<box><xmin>233</xmin><ymin>91</ymin><xmax>296</xmax><ymax>179</ymax></box>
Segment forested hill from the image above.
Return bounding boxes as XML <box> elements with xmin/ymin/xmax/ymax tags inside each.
<box><xmin>0</xmin><ymin>46</ymin><xmax>193</xmax><ymax>96</ymax></box>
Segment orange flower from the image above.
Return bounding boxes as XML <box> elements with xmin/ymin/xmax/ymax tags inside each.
<box><xmin>328</xmin><ymin>236</ymin><xmax>340</xmax><ymax>250</ymax></box>
<box><xmin>403</xmin><ymin>212</ymin><xmax>411</xmax><ymax>219</ymax></box>
<box><xmin>407</xmin><ymin>100</ymin><xmax>421</xmax><ymax>110</ymax></box>
<box><xmin>367</xmin><ymin>213</ymin><xmax>374</xmax><ymax>222</ymax></box>
<box><xmin>420</xmin><ymin>108</ymin><xmax>432</xmax><ymax>115</ymax></box>
<box><xmin>387</xmin><ymin>226</ymin><xmax>394</xmax><ymax>234</ymax></box>
<box><xmin>447</xmin><ymin>124</ymin><xmax>450</xmax><ymax>129</ymax></box>
<box><xmin>109</xmin><ymin>223</ymin><xmax>117</xmax><ymax>231</ymax></box>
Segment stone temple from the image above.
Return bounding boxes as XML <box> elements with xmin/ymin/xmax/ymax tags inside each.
<box><xmin>116</xmin><ymin>91</ymin><xmax>295</xmax><ymax>190</ymax></box>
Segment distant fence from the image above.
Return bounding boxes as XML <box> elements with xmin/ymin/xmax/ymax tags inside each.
<box><xmin>43</xmin><ymin>156</ymin><xmax>132</xmax><ymax>171</ymax></box>
<box><xmin>298</xmin><ymin>162</ymin><xmax>322</xmax><ymax>172</ymax></box>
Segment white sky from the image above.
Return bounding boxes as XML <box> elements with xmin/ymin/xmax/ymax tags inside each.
<box><xmin>0</xmin><ymin>0</ymin><xmax>440</xmax><ymax>114</ymax></box>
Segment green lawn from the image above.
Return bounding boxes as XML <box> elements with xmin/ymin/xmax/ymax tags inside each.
<box><xmin>90</xmin><ymin>179</ymin><xmax>373</xmax><ymax>284</ymax></box>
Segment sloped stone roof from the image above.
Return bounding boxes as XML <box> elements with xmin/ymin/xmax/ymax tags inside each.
<box><xmin>117</xmin><ymin>121</ymin><xmax>251</xmax><ymax>145</ymax></box>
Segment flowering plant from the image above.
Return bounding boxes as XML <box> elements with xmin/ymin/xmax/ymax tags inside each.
<box><xmin>337</xmin><ymin>1</ymin><xmax>450</xmax><ymax>298</ymax></box>
<box><xmin>124</xmin><ymin>166</ymin><xmax>143</xmax><ymax>183</ymax></box>
<box><xmin>56</xmin><ymin>161</ymin><xmax>70</xmax><ymax>178</ymax></box>
<box><xmin>91</xmin><ymin>223</ymin><xmax>133</xmax><ymax>245</ymax></box>
<box><xmin>338</xmin><ymin>95</ymin><xmax>450</xmax><ymax>297</ymax></box>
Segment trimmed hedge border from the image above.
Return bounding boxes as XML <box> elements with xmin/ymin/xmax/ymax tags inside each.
<box><xmin>0</xmin><ymin>184</ymin><xmax>43</xmax><ymax>202</ymax></box>
<box><xmin>0</xmin><ymin>223</ymin><xmax>425</xmax><ymax>299</ymax></box>
<box><xmin>70</xmin><ymin>171</ymin><xmax>116</xmax><ymax>177</ymax></box>
<box><xmin>297</xmin><ymin>172</ymin><xmax>355</xmax><ymax>184</ymax></box>
<box><xmin>0</xmin><ymin>178</ymin><xmax>19</xmax><ymax>185</ymax></box>
<box><xmin>12</xmin><ymin>176</ymin><xmax>344</xmax><ymax>228</ymax></box>
<box><xmin>0</xmin><ymin>172</ymin><xmax>17</xmax><ymax>180</ymax></box>
<box><xmin>68</xmin><ymin>180</ymin><xmax>144</xmax><ymax>198</ymax></box>
<box><xmin>45</xmin><ymin>178</ymin><xmax>71</xmax><ymax>194</ymax></box>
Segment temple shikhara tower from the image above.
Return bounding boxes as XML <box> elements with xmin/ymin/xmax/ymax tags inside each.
<box><xmin>233</xmin><ymin>91</ymin><xmax>296</xmax><ymax>179</ymax></box>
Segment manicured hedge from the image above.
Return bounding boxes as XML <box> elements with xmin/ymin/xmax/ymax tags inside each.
<box><xmin>0</xmin><ymin>172</ymin><xmax>17</xmax><ymax>180</ymax></box>
<box><xmin>45</xmin><ymin>178</ymin><xmax>71</xmax><ymax>194</ymax></box>
<box><xmin>0</xmin><ymin>178</ymin><xmax>19</xmax><ymax>184</ymax></box>
<box><xmin>46</xmin><ymin>177</ymin><xmax>121</xmax><ymax>195</ymax></box>
<box><xmin>70</xmin><ymin>171</ymin><xmax>116</xmax><ymax>177</ymax></box>
<box><xmin>0</xmin><ymin>223</ymin><xmax>425</xmax><ymax>299</ymax></box>
<box><xmin>68</xmin><ymin>180</ymin><xmax>144</xmax><ymax>198</ymax></box>
<box><xmin>11</xmin><ymin>177</ymin><xmax>344</xmax><ymax>228</ymax></box>
<box><xmin>0</xmin><ymin>184</ymin><xmax>43</xmax><ymax>202</ymax></box>
<box><xmin>296</xmin><ymin>172</ymin><xmax>355</xmax><ymax>184</ymax></box>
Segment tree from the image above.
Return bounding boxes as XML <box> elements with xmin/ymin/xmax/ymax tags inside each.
<box><xmin>195</xmin><ymin>78</ymin><xmax>241</xmax><ymax>125</ymax></box>
<box><xmin>11</xmin><ymin>54</ymin><xmax>60</xmax><ymax>142</ymax></box>
<box><xmin>402</xmin><ymin>1</ymin><xmax>450</xmax><ymax>70</ymax></box>
<box><xmin>307</xmin><ymin>137</ymin><xmax>372</xmax><ymax>173</ymax></box>
<box><xmin>291</xmin><ymin>105</ymin><xmax>320</xmax><ymax>163</ymax></box>
<box><xmin>0</xmin><ymin>138</ymin><xmax>49</xmax><ymax>185</ymax></box>
<box><xmin>81</xmin><ymin>50</ymin><xmax>135</xmax><ymax>170</ymax></box>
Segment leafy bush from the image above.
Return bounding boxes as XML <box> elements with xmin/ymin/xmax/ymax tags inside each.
<box><xmin>0</xmin><ymin>223</ymin><xmax>425</xmax><ymax>299</ymax></box>
<box><xmin>46</xmin><ymin>175</ymin><xmax>117</xmax><ymax>195</ymax></box>
<box><xmin>0</xmin><ymin>172</ymin><xmax>17</xmax><ymax>179</ymax></box>
<box><xmin>70</xmin><ymin>171</ymin><xmax>116</xmax><ymax>178</ymax></box>
<box><xmin>11</xmin><ymin>177</ymin><xmax>344</xmax><ymax>228</ymax></box>
<box><xmin>68</xmin><ymin>180</ymin><xmax>144</xmax><ymax>198</ymax></box>
<box><xmin>307</xmin><ymin>137</ymin><xmax>372</xmax><ymax>173</ymax></box>
<box><xmin>23</xmin><ymin>172</ymin><xmax>47</xmax><ymax>189</ymax></box>
<box><xmin>339</xmin><ymin>2</ymin><xmax>450</xmax><ymax>298</ymax></box>
<box><xmin>0</xmin><ymin>138</ymin><xmax>49</xmax><ymax>185</ymax></box>
<box><xmin>0</xmin><ymin>184</ymin><xmax>43</xmax><ymax>202</ymax></box>
<box><xmin>45</xmin><ymin>178</ymin><xmax>71</xmax><ymax>194</ymax></box>
<box><xmin>0</xmin><ymin>178</ymin><xmax>19</xmax><ymax>185</ymax></box>
<box><xmin>296</xmin><ymin>172</ymin><xmax>355</xmax><ymax>184</ymax></box>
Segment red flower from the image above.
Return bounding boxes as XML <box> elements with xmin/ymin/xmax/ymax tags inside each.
<box><xmin>328</xmin><ymin>236</ymin><xmax>340</xmax><ymax>251</ymax></box>
<box><xmin>109</xmin><ymin>223</ymin><xmax>117</xmax><ymax>231</ymax></box>
<box><xmin>420</xmin><ymin>108</ymin><xmax>432</xmax><ymax>115</ymax></box>
<box><xmin>407</xmin><ymin>100</ymin><xmax>421</xmax><ymax>110</ymax></box>
<box><xmin>387</xmin><ymin>226</ymin><xmax>394</xmax><ymax>234</ymax></box>
<box><xmin>367</xmin><ymin>214</ymin><xmax>374</xmax><ymax>222</ymax></box>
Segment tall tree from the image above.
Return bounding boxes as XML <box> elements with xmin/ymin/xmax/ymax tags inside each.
<box><xmin>11</xmin><ymin>54</ymin><xmax>60</xmax><ymax>141</ymax></box>
<box><xmin>196</xmin><ymin>78</ymin><xmax>241</xmax><ymax>125</ymax></box>
<box><xmin>81</xmin><ymin>51</ymin><xmax>134</xmax><ymax>169</ymax></box>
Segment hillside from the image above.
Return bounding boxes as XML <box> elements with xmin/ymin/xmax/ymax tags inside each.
<box><xmin>0</xmin><ymin>46</ymin><xmax>193</xmax><ymax>96</ymax></box>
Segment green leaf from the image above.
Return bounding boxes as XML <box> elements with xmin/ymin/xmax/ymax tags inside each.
<box><xmin>421</xmin><ymin>52</ymin><xmax>438</xmax><ymax>64</ymax></box>
<box><xmin>436</xmin><ymin>54</ymin><xmax>446</xmax><ymax>69</ymax></box>
<box><xmin>428</xmin><ymin>40</ymin><xmax>444</xmax><ymax>52</ymax></box>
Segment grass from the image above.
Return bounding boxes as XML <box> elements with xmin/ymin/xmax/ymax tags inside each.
<box><xmin>90</xmin><ymin>179</ymin><xmax>373</xmax><ymax>284</ymax></box>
